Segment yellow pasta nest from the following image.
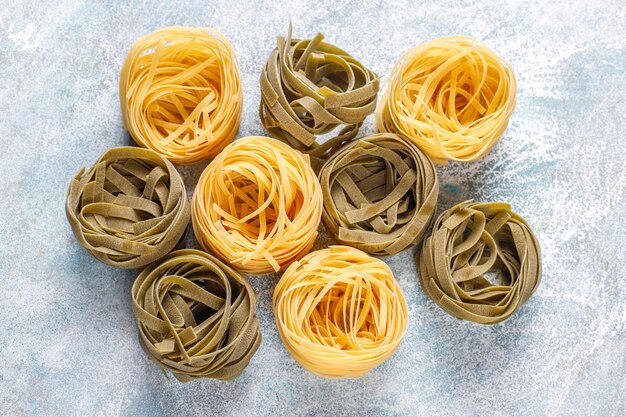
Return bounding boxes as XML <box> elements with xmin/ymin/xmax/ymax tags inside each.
<box><xmin>273</xmin><ymin>246</ymin><xmax>409</xmax><ymax>378</ymax></box>
<box><xmin>120</xmin><ymin>27</ymin><xmax>242</xmax><ymax>165</ymax></box>
<box><xmin>192</xmin><ymin>136</ymin><xmax>323</xmax><ymax>274</ymax></box>
<box><xmin>377</xmin><ymin>36</ymin><xmax>516</xmax><ymax>163</ymax></box>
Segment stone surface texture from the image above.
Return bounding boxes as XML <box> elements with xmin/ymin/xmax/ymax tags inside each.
<box><xmin>0</xmin><ymin>0</ymin><xmax>624</xmax><ymax>416</ymax></box>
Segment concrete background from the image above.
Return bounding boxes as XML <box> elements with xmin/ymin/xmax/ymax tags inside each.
<box><xmin>0</xmin><ymin>0</ymin><xmax>624</xmax><ymax>416</ymax></box>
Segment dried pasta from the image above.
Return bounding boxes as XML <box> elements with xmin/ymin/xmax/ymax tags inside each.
<box><xmin>65</xmin><ymin>147</ymin><xmax>190</xmax><ymax>268</ymax></box>
<box><xmin>273</xmin><ymin>246</ymin><xmax>408</xmax><ymax>378</ymax></box>
<box><xmin>260</xmin><ymin>25</ymin><xmax>379</xmax><ymax>159</ymax></box>
<box><xmin>418</xmin><ymin>201</ymin><xmax>541</xmax><ymax>324</ymax></box>
<box><xmin>319</xmin><ymin>133</ymin><xmax>439</xmax><ymax>255</ymax></box>
<box><xmin>377</xmin><ymin>36</ymin><xmax>516</xmax><ymax>163</ymax></box>
<box><xmin>131</xmin><ymin>249</ymin><xmax>261</xmax><ymax>381</ymax></box>
<box><xmin>192</xmin><ymin>136</ymin><xmax>322</xmax><ymax>274</ymax></box>
<box><xmin>120</xmin><ymin>27</ymin><xmax>242</xmax><ymax>165</ymax></box>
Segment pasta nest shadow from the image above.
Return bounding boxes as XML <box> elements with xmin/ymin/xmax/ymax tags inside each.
<box><xmin>65</xmin><ymin>147</ymin><xmax>190</xmax><ymax>268</ymax></box>
<box><xmin>131</xmin><ymin>249</ymin><xmax>261</xmax><ymax>381</ymax></box>
<box><xmin>377</xmin><ymin>36</ymin><xmax>516</xmax><ymax>163</ymax></box>
<box><xmin>260</xmin><ymin>25</ymin><xmax>379</xmax><ymax>159</ymax></box>
<box><xmin>319</xmin><ymin>133</ymin><xmax>439</xmax><ymax>255</ymax></box>
<box><xmin>273</xmin><ymin>246</ymin><xmax>409</xmax><ymax>378</ymax></box>
<box><xmin>120</xmin><ymin>26</ymin><xmax>243</xmax><ymax>165</ymax></box>
<box><xmin>418</xmin><ymin>201</ymin><xmax>541</xmax><ymax>324</ymax></box>
<box><xmin>192</xmin><ymin>136</ymin><xmax>322</xmax><ymax>274</ymax></box>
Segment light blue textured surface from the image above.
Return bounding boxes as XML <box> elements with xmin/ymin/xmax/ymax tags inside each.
<box><xmin>0</xmin><ymin>1</ymin><xmax>624</xmax><ymax>416</ymax></box>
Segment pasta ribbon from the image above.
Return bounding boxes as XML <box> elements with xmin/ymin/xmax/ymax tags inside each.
<box><xmin>120</xmin><ymin>27</ymin><xmax>242</xmax><ymax>165</ymax></box>
<box><xmin>273</xmin><ymin>246</ymin><xmax>408</xmax><ymax>378</ymax></box>
<box><xmin>419</xmin><ymin>201</ymin><xmax>541</xmax><ymax>324</ymax></box>
<box><xmin>260</xmin><ymin>25</ymin><xmax>379</xmax><ymax>159</ymax></box>
<box><xmin>131</xmin><ymin>249</ymin><xmax>261</xmax><ymax>381</ymax></box>
<box><xmin>319</xmin><ymin>133</ymin><xmax>439</xmax><ymax>255</ymax></box>
<box><xmin>377</xmin><ymin>36</ymin><xmax>516</xmax><ymax>163</ymax></box>
<box><xmin>192</xmin><ymin>136</ymin><xmax>322</xmax><ymax>274</ymax></box>
<box><xmin>65</xmin><ymin>147</ymin><xmax>189</xmax><ymax>268</ymax></box>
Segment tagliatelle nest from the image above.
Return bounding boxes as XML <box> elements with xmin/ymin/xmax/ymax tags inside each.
<box><xmin>418</xmin><ymin>201</ymin><xmax>541</xmax><ymax>324</ymax></box>
<box><xmin>273</xmin><ymin>246</ymin><xmax>409</xmax><ymax>379</ymax></box>
<box><xmin>65</xmin><ymin>147</ymin><xmax>190</xmax><ymax>268</ymax></box>
<box><xmin>192</xmin><ymin>136</ymin><xmax>323</xmax><ymax>274</ymax></box>
<box><xmin>120</xmin><ymin>26</ymin><xmax>242</xmax><ymax>165</ymax></box>
<box><xmin>131</xmin><ymin>249</ymin><xmax>261</xmax><ymax>381</ymax></box>
<box><xmin>377</xmin><ymin>36</ymin><xmax>516</xmax><ymax>163</ymax></box>
<box><xmin>319</xmin><ymin>133</ymin><xmax>439</xmax><ymax>255</ymax></box>
<box><xmin>260</xmin><ymin>25</ymin><xmax>379</xmax><ymax>159</ymax></box>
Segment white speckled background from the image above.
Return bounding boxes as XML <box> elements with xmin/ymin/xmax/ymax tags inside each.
<box><xmin>0</xmin><ymin>0</ymin><xmax>624</xmax><ymax>416</ymax></box>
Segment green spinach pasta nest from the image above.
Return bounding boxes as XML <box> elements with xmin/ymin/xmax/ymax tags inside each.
<box><xmin>260</xmin><ymin>25</ymin><xmax>379</xmax><ymax>159</ymax></box>
<box><xmin>65</xmin><ymin>147</ymin><xmax>190</xmax><ymax>268</ymax></box>
<box><xmin>131</xmin><ymin>249</ymin><xmax>261</xmax><ymax>381</ymax></box>
<box><xmin>319</xmin><ymin>133</ymin><xmax>439</xmax><ymax>255</ymax></box>
<box><xmin>418</xmin><ymin>201</ymin><xmax>541</xmax><ymax>324</ymax></box>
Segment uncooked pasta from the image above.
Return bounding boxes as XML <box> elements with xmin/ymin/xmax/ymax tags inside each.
<box><xmin>377</xmin><ymin>36</ymin><xmax>516</xmax><ymax>163</ymax></box>
<box><xmin>65</xmin><ymin>147</ymin><xmax>190</xmax><ymax>268</ymax></box>
<box><xmin>418</xmin><ymin>201</ymin><xmax>541</xmax><ymax>324</ymax></box>
<box><xmin>192</xmin><ymin>136</ymin><xmax>322</xmax><ymax>274</ymax></box>
<box><xmin>131</xmin><ymin>249</ymin><xmax>261</xmax><ymax>381</ymax></box>
<box><xmin>319</xmin><ymin>133</ymin><xmax>439</xmax><ymax>255</ymax></box>
<box><xmin>260</xmin><ymin>25</ymin><xmax>379</xmax><ymax>159</ymax></box>
<box><xmin>273</xmin><ymin>246</ymin><xmax>408</xmax><ymax>378</ymax></box>
<box><xmin>120</xmin><ymin>27</ymin><xmax>242</xmax><ymax>165</ymax></box>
